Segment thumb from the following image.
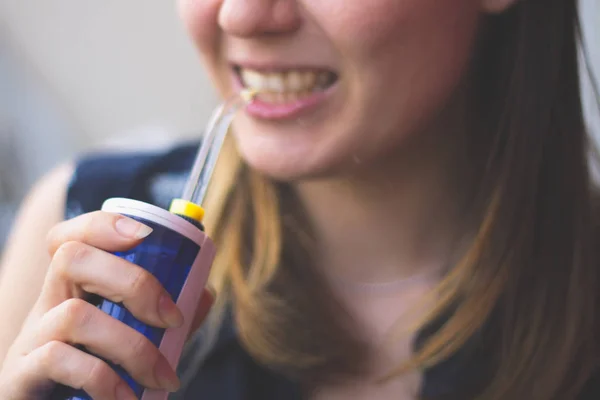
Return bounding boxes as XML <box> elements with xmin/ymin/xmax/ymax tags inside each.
<box><xmin>188</xmin><ymin>286</ymin><xmax>216</xmax><ymax>339</ymax></box>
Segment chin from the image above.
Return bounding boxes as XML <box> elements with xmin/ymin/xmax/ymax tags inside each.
<box><xmin>232</xmin><ymin>132</ymin><xmax>342</xmax><ymax>182</ymax></box>
<box><xmin>236</xmin><ymin>140</ymin><xmax>317</xmax><ymax>182</ymax></box>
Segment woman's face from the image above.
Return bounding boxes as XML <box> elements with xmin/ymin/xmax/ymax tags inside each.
<box><xmin>178</xmin><ymin>0</ymin><xmax>514</xmax><ymax>180</ymax></box>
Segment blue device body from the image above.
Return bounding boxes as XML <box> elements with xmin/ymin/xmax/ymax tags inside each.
<box><xmin>50</xmin><ymin>213</ymin><xmax>201</xmax><ymax>399</ymax></box>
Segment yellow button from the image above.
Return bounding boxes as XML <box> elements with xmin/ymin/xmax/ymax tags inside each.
<box><xmin>169</xmin><ymin>199</ymin><xmax>205</xmax><ymax>223</ymax></box>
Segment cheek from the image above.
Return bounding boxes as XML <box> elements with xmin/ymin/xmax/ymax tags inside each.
<box><xmin>178</xmin><ymin>0</ymin><xmax>231</xmax><ymax>93</ymax></box>
<box><xmin>327</xmin><ymin>0</ymin><xmax>478</xmax><ymax>49</ymax></box>
<box><xmin>320</xmin><ymin>0</ymin><xmax>480</xmax><ymax>134</ymax></box>
<box><xmin>372</xmin><ymin>1</ymin><xmax>480</xmax><ymax>105</ymax></box>
<box><xmin>316</xmin><ymin>0</ymin><xmax>480</xmax><ymax>95</ymax></box>
<box><xmin>305</xmin><ymin>0</ymin><xmax>481</xmax><ymax>164</ymax></box>
<box><xmin>177</xmin><ymin>0</ymin><xmax>221</xmax><ymax>54</ymax></box>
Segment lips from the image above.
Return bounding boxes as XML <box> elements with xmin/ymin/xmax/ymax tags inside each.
<box><xmin>232</xmin><ymin>64</ymin><xmax>338</xmax><ymax>119</ymax></box>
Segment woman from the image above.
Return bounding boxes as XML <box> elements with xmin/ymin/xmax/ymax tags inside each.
<box><xmin>0</xmin><ymin>0</ymin><xmax>598</xmax><ymax>399</ymax></box>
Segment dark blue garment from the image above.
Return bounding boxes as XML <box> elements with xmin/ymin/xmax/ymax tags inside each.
<box><xmin>65</xmin><ymin>141</ymin><xmax>599</xmax><ymax>400</ymax></box>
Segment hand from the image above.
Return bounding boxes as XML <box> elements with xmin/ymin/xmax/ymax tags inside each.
<box><xmin>0</xmin><ymin>211</ymin><xmax>214</xmax><ymax>400</ymax></box>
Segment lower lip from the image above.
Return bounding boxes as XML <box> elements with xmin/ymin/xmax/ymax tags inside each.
<box><xmin>233</xmin><ymin>77</ymin><xmax>335</xmax><ymax>120</ymax></box>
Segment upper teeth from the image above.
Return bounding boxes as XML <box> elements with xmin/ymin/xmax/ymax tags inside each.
<box><xmin>240</xmin><ymin>68</ymin><xmax>333</xmax><ymax>93</ymax></box>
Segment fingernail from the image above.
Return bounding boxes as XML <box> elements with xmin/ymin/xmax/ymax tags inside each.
<box><xmin>115</xmin><ymin>217</ymin><xmax>153</xmax><ymax>239</ymax></box>
<box><xmin>115</xmin><ymin>381</ymin><xmax>137</xmax><ymax>400</ymax></box>
<box><xmin>154</xmin><ymin>357</ymin><xmax>181</xmax><ymax>392</ymax></box>
<box><xmin>158</xmin><ymin>293</ymin><xmax>184</xmax><ymax>328</ymax></box>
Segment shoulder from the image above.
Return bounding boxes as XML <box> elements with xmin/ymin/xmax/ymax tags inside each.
<box><xmin>66</xmin><ymin>140</ymin><xmax>200</xmax><ymax>218</ymax></box>
<box><xmin>1</xmin><ymin>161</ymin><xmax>73</xmax><ymax>266</ymax></box>
<box><xmin>0</xmin><ymin>162</ymin><xmax>74</xmax><ymax>360</ymax></box>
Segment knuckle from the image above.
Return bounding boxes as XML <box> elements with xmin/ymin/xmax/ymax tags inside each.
<box><xmin>80</xmin><ymin>211</ymin><xmax>104</xmax><ymax>243</ymax></box>
<box><xmin>128</xmin><ymin>332</ymin><xmax>156</xmax><ymax>363</ymax></box>
<box><xmin>85</xmin><ymin>358</ymin><xmax>116</xmax><ymax>388</ymax></box>
<box><xmin>51</xmin><ymin>241</ymin><xmax>88</xmax><ymax>277</ymax></box>
<box><xmin>45</xmin><ymin>223</ymin><xmax>62</xmax><ymax>252</ymax></box>
<box><xmin>37</xmin><ymin>340</ymin><xmax>65</xmax><ymax>370</ymax></box>
<box><xmin>58</xmin><ymin>298</ymin><xmax>94</xmax><ymax>330</ymax></box>
<box><xmin>128</xmin><ymin>267</ymin><xmax>156</xmax><ymax>297</ymax></box>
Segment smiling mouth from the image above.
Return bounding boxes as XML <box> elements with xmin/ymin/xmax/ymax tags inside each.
<box><xmin>233</xmin><ymin>66</ymin><xmax>338</xmax><ymax>103</ymax></box>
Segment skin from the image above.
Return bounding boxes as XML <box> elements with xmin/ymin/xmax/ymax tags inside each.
<box><xmin>0</xmin><ymin>0</ymin><xmax>516</xmax><ymax>398</ymax></box>
<box><xmin>180</xmin><ymin>0</ymin><xmax>513</xmax><ymax>180</ymax></box>
<box><xmin>179</xmin><ymin>0</ymin><xmax>516</xmax><ymax>283</ymax></box>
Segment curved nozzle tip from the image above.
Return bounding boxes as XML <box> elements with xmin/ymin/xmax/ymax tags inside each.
<box><xmin>240</xmin><ymin>88</ymin><xmax>258</xmax><ymax>103</ymax></box>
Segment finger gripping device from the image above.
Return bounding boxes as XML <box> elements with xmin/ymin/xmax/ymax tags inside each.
<box><xmin>50</xmin><ymin>90</ymin><xmax>255</xmax><ymax>400</ymax></box>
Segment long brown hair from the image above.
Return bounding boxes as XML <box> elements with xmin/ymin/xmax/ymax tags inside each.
<box><xmin>201</xmin><ymin>1</ymin><xmax>600</xmax><ymax>398</ymax></box>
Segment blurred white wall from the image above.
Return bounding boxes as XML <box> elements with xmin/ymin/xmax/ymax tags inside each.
<box><xmin>580</xmin><ymin>0</ymin><xmax>600</xmax><ymax>143</ymax></box>
<box><xmin>0</xmin><ymin>0</ymin><xmax>219</xmax><ymax>149</ymax></box>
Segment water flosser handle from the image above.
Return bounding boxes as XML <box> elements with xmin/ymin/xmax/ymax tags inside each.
<box><xmin>49</xmin><ymin>198</ymin><xmax>216</xmax><ymax>400</ymax></box>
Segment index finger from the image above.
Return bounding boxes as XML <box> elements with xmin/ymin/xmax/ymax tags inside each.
<box><xmin>47</xmin><ymin>211</ymin><xmax>153</xmax><ymax>256</ymax></box>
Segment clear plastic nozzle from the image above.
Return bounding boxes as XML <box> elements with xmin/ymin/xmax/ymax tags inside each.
<box><xmin>181</xmin><ymin>89</ymin><xmax>256</xmax><ymax>206</ymax></box>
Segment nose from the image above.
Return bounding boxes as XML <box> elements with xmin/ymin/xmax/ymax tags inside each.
<box><xmin>218</xmin><ymin>0</ymin><xmax>301</xmax><ymax>37</ymax></box>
